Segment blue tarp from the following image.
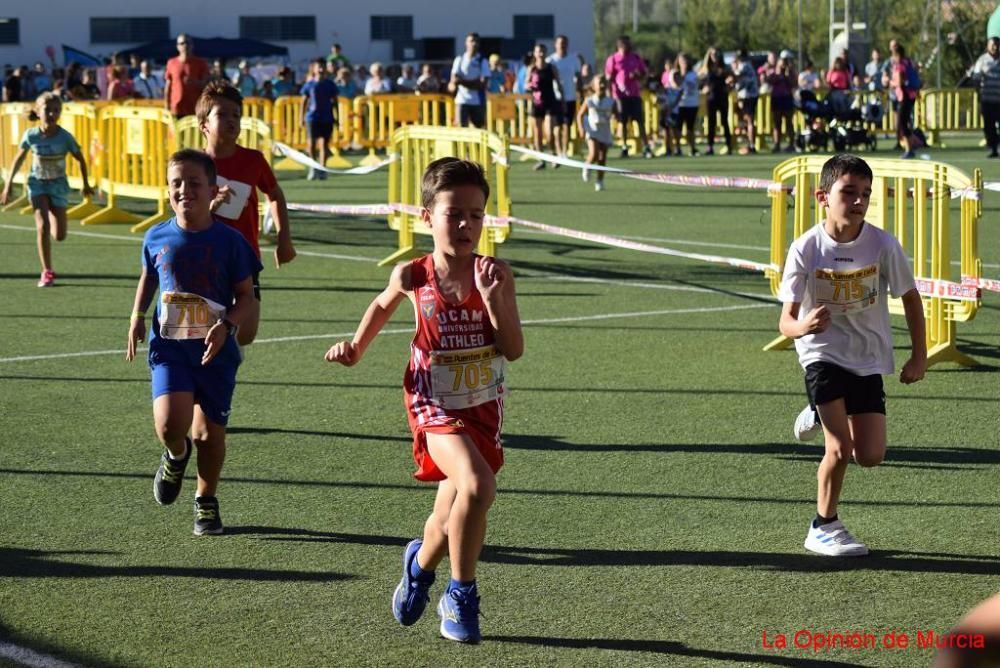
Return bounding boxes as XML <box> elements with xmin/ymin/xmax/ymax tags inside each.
<box><xmin>62</xmin><ymin>45</ymin><xmax>102</xmax><ymax>66</ymax></box>
<box><xmin>117</xmin><ymin>37</ymin><xmax>288</xmax><ymax>64</ymax></box>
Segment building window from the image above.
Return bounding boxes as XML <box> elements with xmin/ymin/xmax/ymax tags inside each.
<box><xmin>371</xmin><ymin>15</ymin><xmax>413</xmax><ymax>41</ymax></box>
<box><xmin>240</xmin><ymin>16</ymin><xmax>316</xmax><ymax>41</ymax></box>
<box><xmin>513</xmin><ymin>15</ymin><xmax>554</xmax><ymax>39</ymax></box>
<box><xmin>90</xmin><ymin>17</ymin><xmax>169</xmax><ymax>44</ymax></box>
<box><xmin>0</xmin><ymin>18</ymin><xmax>18</xmax><ymax>45</ymax></box>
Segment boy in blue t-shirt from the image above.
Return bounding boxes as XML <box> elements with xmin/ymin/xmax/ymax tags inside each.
<box><xmin>299</xmin><ymin>58</ymin><xmax>340</xmax><ymax>180</ymax></box>
<box><xmin>125</xmin><ymin>149</ymin><xmax>261</xmax><ymax>536</ymax></box>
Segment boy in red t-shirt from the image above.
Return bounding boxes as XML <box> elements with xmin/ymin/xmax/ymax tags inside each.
<box><xmin>197</xmin><ymin>81</ymin><xmax>296</xmax><ymax>345</ymax></box>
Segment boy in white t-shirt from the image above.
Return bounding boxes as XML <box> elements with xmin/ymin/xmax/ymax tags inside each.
<box><xmin>778</xmin><ymin>154</ymin><xmax>926</xmax><ymax>557</ymax></box>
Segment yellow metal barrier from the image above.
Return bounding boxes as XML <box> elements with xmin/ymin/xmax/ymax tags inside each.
<box><xmin>174</xmin><ymin>115</ymin><xmax>273</xmax><ymax>161</ymax></box>
<box><xmin>922</xmin><ymin>88</ymin><xmax>981</xmax><ymax>146</ymax></box>
<box><xmin>486</xmin><ymin>94</ymin><xmax>532</xmax><ymax>149</ymax></box>
<box><xmin>766</xmin><ymin>155</ymin><xmax>981</xmax><ymax>367</ymax></box>
<box><xmin>0</xmin><ymin>103</ymin><xmax>34</xmax><ymax>211</ymax></box>
<box><xmin>271</xmin><ymin>95</ymin><xmax>352</xmax><ymax>169</ymax></box>
<box><xmin>81</xmin><ymin>105</ymin><xmax>177</xmax><ymax>233</ymax></box>
<box><xmin>242</xmin><ymin>96</ymin><xmax>273</xmax><ymax>126</ymax></box>
<box><xmin>354</xmin><ymin>94</ymin><xmax>456</xmax><ymax>167</ymax></box>
<box><xmin>59</xmin><ymin>102</ymin><xmax>102</xmax><ymax>219</ymax></box>
<box><xmin>382</xmin><ymin>124</ymin><xmax>511</xmax><ymax>266</ymax></box>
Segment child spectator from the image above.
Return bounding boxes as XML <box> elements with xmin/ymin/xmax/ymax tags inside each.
<box><xmin>657</xmin><ymin>68</ymin><xmax>682</xmax><ymax>157</ymax></box>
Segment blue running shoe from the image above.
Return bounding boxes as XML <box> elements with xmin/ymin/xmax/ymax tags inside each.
<box><xmin>437</xmin><ymin>584</ymin><xmax>481</xmax><ymax>643</ymax></box>
<box><xmin>392</xmin><ymin>539</ymin><xmax>435</xmax><ymax>626</ymax></box>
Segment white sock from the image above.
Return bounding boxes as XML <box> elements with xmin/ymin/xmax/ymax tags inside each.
<box><xmin>167</xmin><ymin>439</ymin><xmax>189</xmax><ymax>461</ymax></box>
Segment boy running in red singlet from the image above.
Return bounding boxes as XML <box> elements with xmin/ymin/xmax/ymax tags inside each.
<box><xmin>197</xmin><ymin>80</ymin><xmax>296</xmax><ymax>345</ymax></box>
<box><xmin>325</xmin><ymin>158</ymin><xmax>523</xmax><ymax>644</ymax></box>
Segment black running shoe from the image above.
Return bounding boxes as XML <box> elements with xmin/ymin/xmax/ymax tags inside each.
<box><xmin>153</xmin><ymin>438</ymin><xmax>191</xmax><ymax>505</ymax></box>
<box><xmin>194</xmin><ymin>496</ymin><xmax>224</xmax><ymax>536</ymax></box>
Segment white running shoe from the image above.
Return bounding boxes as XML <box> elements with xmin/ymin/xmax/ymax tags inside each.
<box><xmin>594</xmin><ymin>181</ymin><xmax>604</xmax><ymax>192</ymax></box>
<box><xmin>582</xmin><ymin>168</ymin><xmax>589</xmax><ymax>182</ymax></box>
<box><xmin>793</xmin><ymin>405</ymin><xmax>822</xmax><ymax>442</ymax></box>
<box><xmin>804</xmin><ymin>520</ymin><xmax>869</xmax><ymax>557</ymax></box>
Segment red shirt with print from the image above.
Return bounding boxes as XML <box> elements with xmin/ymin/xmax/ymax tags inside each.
<box><xmin>211</xmin><ymin>145</ymin><xmax>277</xmax><ymax>258</ymax></box>
<box><xmin>165</xmin><ymin>56</ymin><xmax>209</xmax><ymax>116</ymax></box>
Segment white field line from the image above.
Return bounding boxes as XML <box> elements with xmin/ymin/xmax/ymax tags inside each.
<box><xmin>0</xmin><ymin>303</ymin><xmax>773</xmax><ymax>365</ymax></box>
<box><xmin>2</xmin><ymin>222</ymin><xmax>997</xmax><ymax>268</ymax></box>
<box><xmin>0</xmin><ymin>642</ymin><xmax>81</xmax><ymax>668</ymax></box>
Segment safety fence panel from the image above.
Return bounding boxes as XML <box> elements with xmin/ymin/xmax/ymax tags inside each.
<box><xmin>0</xmin><ymin>103</ymin><xmax>34</xmax><ymax>211</ymax></box>
<box><xmin>81</xmin><ymin>105</ymin><xmax>177</xmax><ymax>233</ymax></box>
<box><xmin>353</xmin><ymin>94</ymin><xmax>457</xmax><ymax>166</ymax></box>
<box><xmin>766</xmin><ymin>155</ymin><xmax>982</xmax><ymax>367</ymax></box>
<box><xmin>382</xmin><ymin>124</ymin><xmax>511</xmax><ymax>266</ymax></box>
<box><xmin>59</xmin><ymin>102</ymin><xmax>102</xmax><ymax>219</ymax></box>
<box><xmin>272</xmin><ymin>95</ymin><xmax>353</xmax><ymax>169</ymax></box>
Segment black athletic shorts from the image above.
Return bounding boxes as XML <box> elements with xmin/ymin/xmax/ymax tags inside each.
<box><xmin>617</xmin><ymin>96</ymin><xmax>644</xmax><ymax>124</ymax></box>
<box><xmin>804</xmin><ymin>362</ymin><xmax>885</xmax><ymax>416</ymax></box>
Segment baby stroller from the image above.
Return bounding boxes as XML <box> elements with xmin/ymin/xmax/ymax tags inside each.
<box><xmin>828</xmin><ymin>92</ymin><xmax>881</xmax><ymax>152</ymax></box>
<box><xmin>795</xmin><ymin>90</ymin><xmax>830</xmax><ymax>152</ymax></box>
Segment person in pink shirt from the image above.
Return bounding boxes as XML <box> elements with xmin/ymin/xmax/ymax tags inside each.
<box><xmin>604</xmin><ymin>35</ymin><xmax>653</xmax><ymax>158</ymax></box>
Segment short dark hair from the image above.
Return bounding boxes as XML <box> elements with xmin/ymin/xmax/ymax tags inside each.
<box><xmin>195</xmin><ymin>80</ymin><xmax>243</xmax><ymax>124</ymax></box>
<box><xmin>421</xmin><ymin>158</ymin><xmax>490</xmax><ymax>209</ymax></box>
<box><xmin>168</xmin><ymin>148</ymin><xmax>217</xmax><ymax>185</ymax></box>
<box><xmin>819</xmin><ymin>154</ymin><xmax>873</xmax><ymax>192</ymax></box>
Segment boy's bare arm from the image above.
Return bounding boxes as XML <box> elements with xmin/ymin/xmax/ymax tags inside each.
<box><xmin>779</xmin><ymin>301</ymin><xmax>830</xmax><ymax>339</ymax></box>
<box><xmin>202</xmin><ymin>276</ymin><xmax>254</xmax><ymax>365</ymax></box>
<box><xmin>265</xmin><ymin>184</ymin><xmax>296</xmax><ymax>267</ymax></box>
<box><xmin>477</xmin><ymin>257</ymin><xmax>524</xmax><ymax>361</ymax></box>
<box><xmin>326</xmin><ymin>264</ymin><xmax>410</xmax><ymax>366</ymax></box>
<box><xmin>899</xmin><ymin>289</ymin><xmax>927</xmax><ymax>384</ymax></box>
<box><xmin>126</xmin><ymin>265</ymin><xmax>158</xmax><ymax>361</ymax></box>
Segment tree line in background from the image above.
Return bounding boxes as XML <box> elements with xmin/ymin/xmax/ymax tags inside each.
<box><xmin>593</xmin><ymin>0</ymin><xmax>998</xmax><ymax>86</ymax></box>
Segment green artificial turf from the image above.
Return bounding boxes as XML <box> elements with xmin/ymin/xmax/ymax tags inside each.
<box><xmin>0</xmin><ymin>135</ymin><xmax>997</xmax><ymax>668</ymax></box>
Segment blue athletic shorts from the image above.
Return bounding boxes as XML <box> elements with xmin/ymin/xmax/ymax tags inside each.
<box><xmin>27</xmin><ymin>176</ymin><xmax>70</xmax><ymax>209</ymax></box>
<box><xmin>149</xmin><ymin>343</ymin><xmax>239</xmax><ymax>427</ymax></box>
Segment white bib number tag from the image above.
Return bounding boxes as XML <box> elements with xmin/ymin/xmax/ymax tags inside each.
<box><xmin>813</xmin><ymin>265</ymin><xmax>879</xmax><ymax>315</ymax></box>
<box><xmin>429</xmin><ymin>345</ymin><xmax>507</xmax><ymax>409</ymax></box>
<box><xmin>159</xmin><ymin>291</ymin><xmax>226</xmax><ymax>340</ymax></box>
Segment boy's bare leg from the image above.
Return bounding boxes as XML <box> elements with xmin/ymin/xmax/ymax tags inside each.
<box><xmin>425</xmin><ymin>432</ymin><xmax>496</xmax><ymax>582</ymax></box>
<box><xmin>848</xmin><ymin>413</ymin><xmax>886</xmax><ymax>467</ymax></box>
<box><xmin>815</xmin><ymin>399</ymin><xmax>852</xmax><ymax>518</ymax></box>
<box><xmin>191</xmin><ymin>404</ymin><xmax>227</xmax><ymax>497</ymax></box>
<box><xmin>153</xmin><ymin>392</ymin><xmax>194</xmax><ymax>458</ymax></box>
<box><xmin>416</xmin><ymin>478</ymin><xmax>457</xmax><ymax>571</ymax></box>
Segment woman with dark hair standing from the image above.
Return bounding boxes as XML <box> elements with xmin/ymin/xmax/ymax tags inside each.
<box><xmin>699</xmin><ymin>47</ymin><xmax>732</xmax><ymax>155</ymax></box>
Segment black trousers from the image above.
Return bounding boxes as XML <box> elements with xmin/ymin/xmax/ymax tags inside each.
<box><xmin>982</xmin><ymin>101</ymin><xmax>1000</xmax><ymax>151</ymax></box>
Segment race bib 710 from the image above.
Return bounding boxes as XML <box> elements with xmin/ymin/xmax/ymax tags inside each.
<box><xmin>159</xmin><ymin>291</ymin><xmax>226</xmax><ymax>340</ymax></box>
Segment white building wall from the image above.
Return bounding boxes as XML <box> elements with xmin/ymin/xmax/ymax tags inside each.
<box><xmin>0</xmin><ymin>1</ymin><xmax>594</xmax><ymax>69</ymax></box>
